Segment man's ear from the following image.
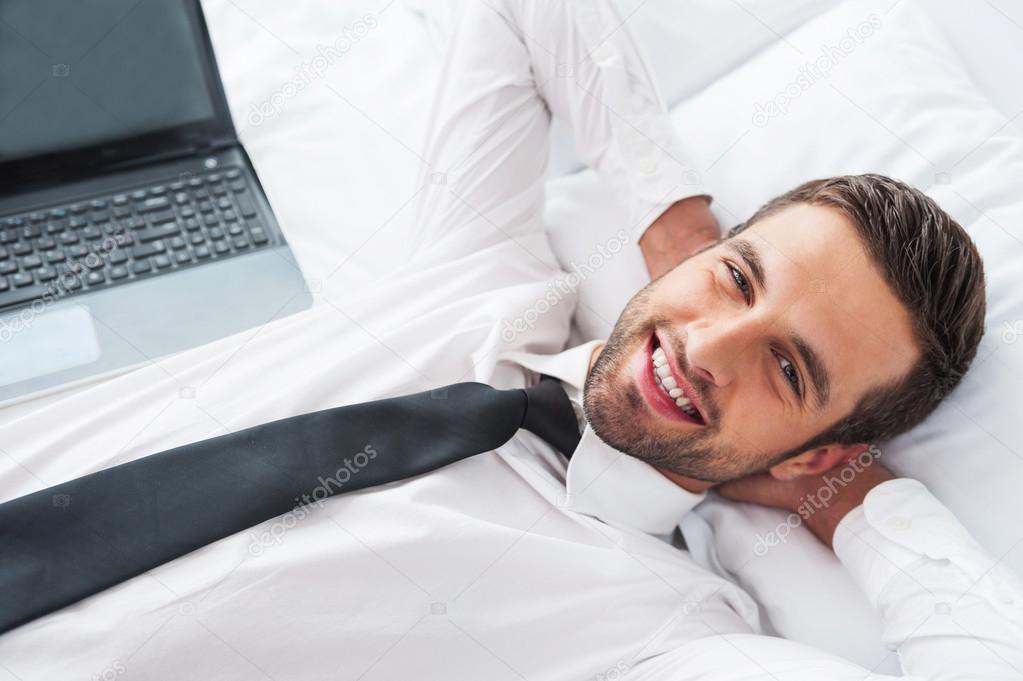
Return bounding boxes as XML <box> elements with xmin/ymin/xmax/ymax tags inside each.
<box><xmin>768</xmin><ymin>443</ymin><xmax>868</xmax><ymax>481</ymax></box>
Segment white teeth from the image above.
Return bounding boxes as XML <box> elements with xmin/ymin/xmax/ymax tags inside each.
<box><xmin>650</xmin><ymin>343</ymin><xmax>701</xmax><ymax>422</ymax></box>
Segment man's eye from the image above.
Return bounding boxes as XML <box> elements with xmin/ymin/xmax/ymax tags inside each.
<box><xmin>728</xmin><ymin>263</ymin><xmax>751</xmax><ymax>303</ymax></box>
<box><xmin>777</xmin><ymin>355</ymin><xmax>801</xmax><ymax>394</ymax></box>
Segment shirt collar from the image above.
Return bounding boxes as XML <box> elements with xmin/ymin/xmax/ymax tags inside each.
<box><xmin>500</xmin><ymin>341</ymin><xmax>705</xmax><ymax>536</ymax></box>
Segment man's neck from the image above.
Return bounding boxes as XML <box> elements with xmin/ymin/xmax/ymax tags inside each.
<box><xmin>585</xmin><ymin>341</ymin><xmax>714</xmax><ymax>495</ymax></box>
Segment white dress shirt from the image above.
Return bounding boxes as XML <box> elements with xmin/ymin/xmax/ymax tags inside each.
<box><xmin>0</xmin><ymin>0</ymin><xmax>1020</xmax><ymax>679</ymax></box>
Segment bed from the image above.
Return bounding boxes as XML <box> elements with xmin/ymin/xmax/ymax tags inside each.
<box><xmin>1</xmin><ymin>0</ymin><xmax>1021</xmax><ymax>676</ymax></box>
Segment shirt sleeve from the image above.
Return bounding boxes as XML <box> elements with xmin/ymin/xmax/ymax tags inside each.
<box><xmin>508</xmin><ymin>0</ymin><xmax>713</xmax><ymax>243</ymax></box>
<box><xmin>833</xmin><ymin>478</ymin><xmax>1023</xmax><ymax>680</ymax></box>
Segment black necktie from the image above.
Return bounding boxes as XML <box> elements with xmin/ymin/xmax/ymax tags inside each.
<box><xmin>0</xmin><ymin>375</ymin><xmax>580</xmax><ymax>634</ymax></box>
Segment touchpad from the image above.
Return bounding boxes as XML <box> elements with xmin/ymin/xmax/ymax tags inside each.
<box><xmin>0</xmin><ymin>304</ymin><xmax>101</xmax><ymax>388</ymax></box>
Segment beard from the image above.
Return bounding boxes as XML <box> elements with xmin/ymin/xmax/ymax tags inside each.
<box><xmin>581</xmin><ymin>283</ymin><xmax>766</xmax><ymax>484</ymax></box>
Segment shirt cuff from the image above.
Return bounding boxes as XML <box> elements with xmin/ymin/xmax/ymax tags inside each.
<box><xmin>833</xmin><ymin>478</ymin><xmax>1020</xmax><ymax>613</ymax></box>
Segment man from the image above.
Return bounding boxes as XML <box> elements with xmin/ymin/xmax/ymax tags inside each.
<box><xmin>0</xmin><ymin>0</ymin><xmax>1019</xmax><ymax>678</ymax></box>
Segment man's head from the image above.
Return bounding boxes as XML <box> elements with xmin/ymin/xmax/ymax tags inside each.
<box><xmin>583</xmin><ymin>174</ymin><xmax>986</xmax><ymax>485</ymax></box>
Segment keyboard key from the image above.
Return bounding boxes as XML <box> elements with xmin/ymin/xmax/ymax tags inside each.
<box><xmin>0</xmin><ymin>283</ymin><xmax>49</xmax><ymax>308</ymax></box>
<box><xmin>45</xmin><ymin>251</ymin><xmax>66</xmax><ymax>264</ymax></box>
<box><xmin>135</xmin><ymin>224</ymin><xmax>179</xmax><ymax>243</ymax></box>
<box><xmin>83</xmin><ymin>226</ymin><xmax>102</xmax><ymax>240</ymax></box>
<box><xmin>49</xmin><ymin>208</ymin><xmax>67</xmax><ymax>219</ymax></box>
<box><xmin>174</xmin><ymin>192</ymin><xmax>190</xmax><ymax>205</ymax></box>
<box><xmin>225</xmin><ymin>168</ymin><xmax>241</xmax><ymax>179</ymax></box>
<box><xmin>58</xmin><ymin>232</ymin><xmax>79</xmax><ymax>245</ymax></box>
<box><xmin>130</xmin><ymin>190</ymin><xmax>147</xmax><ymax>201</ymax></box>
<box><xmin>238</xmin><ymin>198</ymin><xmax>257</xmax><ymax>218</ymax></box>
<box><xmin>67</xmin><ymin>244</ymin><xmax>88</xmax><ymax>258</ymax></box>
<box><xmin>154</xmin><ymin>254</ymin><xmax>172</xmax><ymax>269</ymax></box>
<box><xmin>113</xmin><ymin>194</ymin><xmax>128</xmax><ymax>206</ymax></box>
<box><xmin>0</xmin><ymin>231</ymin><xmax>16</xmax><ymax>244</ymax></box>
<box><xmin>0</xmin><ymin>247</ymin><xmax>7</xmax><ymax>259</ymax></box>
<box><xmin>232</xmin><ymin>237</ymin><xmax>249</xmax><ymax>250</ymax></box>
<box><xmin>21</xmin><ymin>255</ymin><xmax>42</xmax><ymax>269</ymax></box>
<box><xmin>229</xmin><ymin>180</ymin><xmax>245</xmax><ymax>193</ymax></box>
<box><xmin>110</xmin><ymin>266</ymin><xmax>129</xmax><ymax>280</ymax></box>
<box><xmin>109</xmin><ymin>249</ymin><xmax>128</xmax><ymax>264</ymax></box>
<box><xmin>216</xmin><ymin>198</ymin><xmax>232</xmax><ymax>211</ymax></box>
<box><xmin>11</xmin><ymin>272</ymin><xmax>34</xmax><ymax>287</ymax></box>
<box><xmin>0</xmin><ymin>261</ymin><xmax>17</xmax><ymax>275</ymax></box>
<box><xmin>85</xmin><ymin>271</ymin><xmax>105</xmax><ymax>286</ymax></box>
<box><xmin>208</xmin><ymin>227</ymin><xmax>224</xmax><ymax>240</ymax></box>
<box><xmin>46</xmin><ymin>222</ymin><xmax>65</xmax><ymax>234</ymax></box>
<box><xmin>204</xmin><ymin>214</ymin><xmax>219</xmax><ymax>227</ymax></box>
<box><xmin>198</xmin><ymin>201</ymin><xmax>214</xmax><ymax>213</ymax></box>
<box><xmin>227</xmin><ymin>224</ymin><xmax>243</xmax><ymax>236</ymax></box>
<box><xmin>91</xmin><ymin>210</ymin><xmax>110</xmax><ymax>223</ymax></box>
<box><xmin>125</xmin><ymin>216</ymin><xmax>146</xmax><ymax>230</ymax></box>
<box><xmin>193</xmin><ymin>188</ymin><xmax>209</xmax><ymax>200</ymax></box>
<box><xmin>174</xmin><ymin>251</ymin><xmax>191</xmax><ymax>264</ymax></box>
<box><xmin>29</xmin><ymin>212</ymin><xmax>46</xmax><ymax>223</ymax></box>
<box><xmin>37</xmin><ymin>237</ymin><xmax>56</xmax><ymax>251</ymax></box>
<box><xmin>69</xmin><ymin>203</ymin><xmax>87</xmax><ymax>214</ymax></box>
<box><xmin>206</xmin><ymin>173</ymin><xmax>221</xmax><ymax>184</ymax></box>
<box><xmin>214</xmin><ymin>241</ymin><xmax>229</xmax><ymax>254</ymax></box>
<box><xmin>170</xmin><ymin>236</ymin><xmax>186</xmax><ymax>250</ymax></box>
<box><xmin>132</xmin><ymin>260</ymin><xmax>151</xmax><ymax>274</ymax></box>
<box><xmin>90</xmin><ymin>199</ymin><xmax>107</xmax><ymax>210</ymax></box>
<box><xmin>0</xmin><ymin>277</ymin><xmax>7</xmax><ymax>292</ymax></box>
<box><xmin>194</xmin><ymin>245</ymin><xmax>211</xmax><ymax>259</ymax></box>
<box><xmin>138</xmin><ymin>197</ymin><xmax>170</xmax><ymax>212</ymax></box>
<box><xmin>22</xmin><ymin>225</ymin><xmax>41</xmax><ymax>238</ymax></box>
<box><xmin>36</xmin><ymin>267</ymin><xmax>57</xmax><ymax>282</ymax></box>
<box><xmin>12</xmin><ymin>241</ymin><xmax>32</xmax><ymax>256</ymax></box>
<box><xmin>131</xmin><ymin>242</ymin><xmax>165</xmax><ymax>259</ymax></box>
<box><xmin>150</xmin><ymin>185</ymin><xmax>166</xmax><ymax>195</ymax></box>
<box><xmin>68</xmin><ymin>217</ymin><xmax>87</xmax><ymax>229</ymax></box>
<box><xmin>180</xmin><ymin>206</ymin><xmax>196</xmax><ymax>218</ymax></box>
<box><xmin>189</xmin><ymin>233</ymin><xmax>205</xmax><ymax>245</ymax></box>
<box><xmin>113</xmin><ymin>205</ymin><xmax>132</xmax><ymax>218</ymax></box>
<box><xmin>212</xmin><ymin>185</ymin><xmax>227</xmax><ymax>197</ymax></box>
<box><xmin>170</xmin><ymin>181</ymin><xmax>185</xmax><ymax>192</ymax></box>
<box><xmin>148</xmin><ymin>209</ymin><xmax>176</xmax><ymax>225</ymax></box>
<box><xmin>85</xmin><ymin>256</ymin><xmax>105</xmax><ymax>270</ymax></box>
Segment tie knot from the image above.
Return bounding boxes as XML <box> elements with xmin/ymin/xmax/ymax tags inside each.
<box><xmin>520</xmin><ymin>375</ymin><xmax>582</xmax><ymax>457</ymax></box>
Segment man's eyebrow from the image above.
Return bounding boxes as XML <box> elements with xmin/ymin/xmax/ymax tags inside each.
<box><xmin>790</xmin><ymin>334</ymin><xmax>830</xmax><ymax>411</ymax></box>
<box><xmin>725</xmin><ymin>239</ymin><xmax>767</xmax><ymax>294</ymax></box>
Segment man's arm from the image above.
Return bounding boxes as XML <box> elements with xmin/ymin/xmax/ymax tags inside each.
<box><xmin>718</xmin><ymin>466</ymin><xmax>1023</xmax><ymax>680</ymax></box>
<box><xmin>640</xmin><ymin>196</ymin><xmax>719</xmax><ymax>279</ymax></box>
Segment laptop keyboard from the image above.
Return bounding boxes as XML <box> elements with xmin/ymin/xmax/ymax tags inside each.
<box><xmin>0</xmin><ymin>167</ymin><xmax>275</xmax><ymax>312</ymax></box>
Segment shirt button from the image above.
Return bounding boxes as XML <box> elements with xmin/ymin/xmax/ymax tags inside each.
<box><xmin>886</xmin><ymin>516</ymin><xmax>911</xmax><ymax>530</ymax></box>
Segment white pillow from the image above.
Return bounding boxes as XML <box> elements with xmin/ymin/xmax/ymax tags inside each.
<box><xmin>545</xmin><ymin>0</ymin><xmax>1023</xmax><ymax>670</ymax></box>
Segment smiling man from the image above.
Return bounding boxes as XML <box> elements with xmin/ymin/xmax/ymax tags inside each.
<box><xmin>586</xmin><ymin>178</ymin><xmax>983</xmax><ymax>494</ymax></box>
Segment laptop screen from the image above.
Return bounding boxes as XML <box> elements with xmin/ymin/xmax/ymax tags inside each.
<box><xmin>0</xmin><ymin>0</ymin><xmax>234</xmax><ymax>188</ymax></box>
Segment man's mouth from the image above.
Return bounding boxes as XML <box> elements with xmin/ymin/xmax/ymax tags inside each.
<box><xmin>638</xmin><ymin>334</ymin><xmax>706</xmax><ymax>426</ymax></box>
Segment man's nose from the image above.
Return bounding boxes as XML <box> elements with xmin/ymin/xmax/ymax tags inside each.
<box><xmin>683</xmin><ymin>315</ymin><xmax>766</xmax><ymax>388</ymax></box>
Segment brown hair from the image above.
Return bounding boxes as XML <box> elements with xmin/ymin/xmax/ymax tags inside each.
<box><xmin>730</xmin><ymin>174</ymin><xmax>986</xmax><ymax>454</ymax></box>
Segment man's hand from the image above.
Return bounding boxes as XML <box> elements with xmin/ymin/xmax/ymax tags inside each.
<box><xmin>639</xmin><ymin>195</ymin><xmax>719</xmax><ymax>279</ymax></box>
<box><xmin>717</xmin><ymin>460</ymin><xmax>896</xmax><ymax>549</ymax></box>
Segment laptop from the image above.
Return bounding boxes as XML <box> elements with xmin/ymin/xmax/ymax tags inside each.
<box><xmin>0</xmin><ymin>0</ymin><xmax>312</xmax><ymax>404</ymax></box>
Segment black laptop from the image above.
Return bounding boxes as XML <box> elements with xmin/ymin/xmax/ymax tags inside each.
<box><xmin>0</xmin><ymin>0</ymin><xmax>312</xmax><ymax>403</ymax></box>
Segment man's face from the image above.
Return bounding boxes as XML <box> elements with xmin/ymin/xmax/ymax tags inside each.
<box><xmin>583</xmin><ymin>203</ymin><xmax>920</xmax><ymax>483</ymax></box>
